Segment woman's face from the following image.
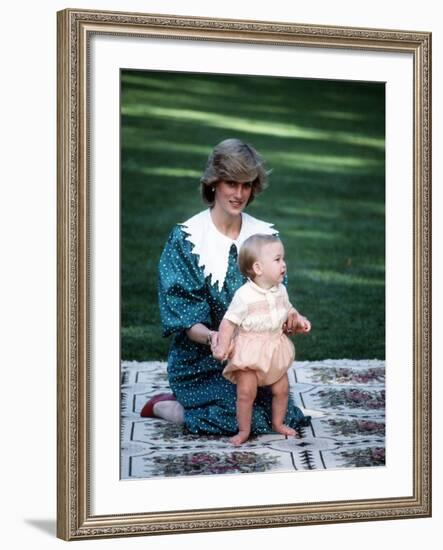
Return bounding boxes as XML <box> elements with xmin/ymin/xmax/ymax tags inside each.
<box><xmin>213</xmin><ymin>180</ymin><xmax>253</xmax><ymax>216</ymax></box>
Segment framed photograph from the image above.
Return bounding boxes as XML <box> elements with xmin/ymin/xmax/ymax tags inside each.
<box><xmin>57</xmin><ymin>8</ymin><xmax>431</xmax><ymax>540</ymax></box>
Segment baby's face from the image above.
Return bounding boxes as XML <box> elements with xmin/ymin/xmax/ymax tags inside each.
<box><xmin>257</xmin><ymin>241</ymin><xmax>287</xmax><ymax>286</ymax></box>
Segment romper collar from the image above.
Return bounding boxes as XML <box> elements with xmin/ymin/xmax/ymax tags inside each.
<box><xmin>180</xmin><ymin>209</ymin><xmax>277</xmax><ymax>291</ymax></box>
<box><xmin>247</xmin><ymin>279</ymin><xmax>280</xmax><ymax>294</ymax></box>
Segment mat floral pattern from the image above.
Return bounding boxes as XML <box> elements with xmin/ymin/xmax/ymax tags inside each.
<box><xmin>121</xmin><ymin>359</ymin><xmax>385</xmax><ymax>479</ymax></box>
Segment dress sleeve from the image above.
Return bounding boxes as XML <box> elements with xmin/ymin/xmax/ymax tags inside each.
<box><xmin>158</xmin><ymin>225</ymin><xmax>211</xmax><ymax>337</ymax></box>
<box><xmin>223</xmin><ymin>288</ymin><xmax>248</xmax><ymax>326</ymax></box>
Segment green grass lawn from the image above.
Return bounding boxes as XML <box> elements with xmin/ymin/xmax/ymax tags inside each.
<box><xmin>121</xmin><ymin>71</ymin><xmax>385</xmax><ymax>361</ymax></box>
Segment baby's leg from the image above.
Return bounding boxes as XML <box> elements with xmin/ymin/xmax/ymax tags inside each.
<box><xmin>231</xmin><ymin>370</ymin><xmax>258</xmax><ymax>446</ymax></box>
<box><xmin>270</xmin><ymin>374</ymin><xmax>297</xmax><ymax>437</ymax></box>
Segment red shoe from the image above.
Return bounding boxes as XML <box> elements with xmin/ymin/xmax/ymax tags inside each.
<box><xmin>140</xmin><ymin>393</ymin><xmax>176</xmax><ymax>417</ymax></box>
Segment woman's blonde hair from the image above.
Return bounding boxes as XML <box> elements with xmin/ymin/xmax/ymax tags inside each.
<box><xmin>200</xmin><ymin>138</ymin><xmax>270</xmax><ymax>205</ymax></box>
<box><xmin>238</xmin><ymin>233</ymin><xmax>281</xmax><ymax>279</ymax></box>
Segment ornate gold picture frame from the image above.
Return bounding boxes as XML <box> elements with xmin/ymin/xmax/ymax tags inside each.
<box><xmin>57</xmin><ymin>8</ymin><xmax>431</xmax><ymax>540</ymax></box>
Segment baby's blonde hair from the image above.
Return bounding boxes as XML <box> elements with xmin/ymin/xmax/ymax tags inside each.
<box><xmin>238</xmin><ymin>233</ymin><xmax>281</xmax><ymax>279</ymax></box>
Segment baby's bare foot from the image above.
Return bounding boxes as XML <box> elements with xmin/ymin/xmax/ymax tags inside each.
<box><xmin>230</xmin><ymin>431</ymin><xmax>250</xmax><ymax>446</ymax></box>
<box><xmin>273</xmin><ymin>424</ymin><xmax>297</xmax><ymax>437</ymax></box>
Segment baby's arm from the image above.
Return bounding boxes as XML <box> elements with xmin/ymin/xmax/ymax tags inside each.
<box><xmin>281</xmin><ymin>287</ymin><xmax>311</xmax><ymax>334</ymax></box>
<box><xmin>212</xmin><ymin>319</ymin><xmax>236</xmax><ymax>361</ymax></box>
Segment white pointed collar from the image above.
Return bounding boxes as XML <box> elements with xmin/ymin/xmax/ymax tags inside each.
<box><xmin>179</xmin><ymin>209</ymin><xmax>277</xmax><ymax>291</ymax></box>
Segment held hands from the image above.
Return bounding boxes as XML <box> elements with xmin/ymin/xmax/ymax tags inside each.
<box><xmin>208</xmin><ymin>330</ymin><xmax>219</xmax><ymax>353</ymax></box>
<box><xmin>212</xmin><ymin>339</ymin><xmax>234</xmax><ymax>362</ymax></box>
<box><xmin>283</xmin><ymin>308</ymin><xmax>311</xmax><ymax>335</ymax></box>
<box><xmin>211</xmin><ymin>319</ymin><xmax>236</xmax><ymax>362</ymax></box>
<box><xmin>212</xmin><ymin>345</ymin><xmax>227</xmax><ymax>362</ymax></box>
<box><xmin>211</xmin><ymin>330</ymin><xmax>235</xmax><ymax>362</ymax></box>
<box><xmin>208</xmin><ymin>331</ymin><xmax>226</xmax><ymax>361</ymax></box>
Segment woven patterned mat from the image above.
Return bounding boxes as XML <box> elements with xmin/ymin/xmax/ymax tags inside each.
<box><xmin>121</xmin><ymin>359</ymin><xmax>385</xmax><ymax>479</ymax></box>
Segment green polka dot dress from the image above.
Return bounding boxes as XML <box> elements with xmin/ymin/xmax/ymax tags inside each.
<box><xmin>158</xmin><ymin>222</ymin><xmax>310</xmax><ymax>435</ymax></box>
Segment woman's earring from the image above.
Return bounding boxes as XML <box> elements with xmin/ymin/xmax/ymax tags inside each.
<box><xmin>211</xmin><ymin>187</ymin><xmax>215</xmax><ymax>192</ymax></box>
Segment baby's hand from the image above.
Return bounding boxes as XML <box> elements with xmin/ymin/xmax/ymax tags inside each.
<box><xmin>283</xmin><ymin>308</ymin><xmax>300</xmax><ymax>335</ymax></box>
<box><xmin>296</xmin><ymin>317</ymin><xmax>311</xmax><ymax>333</ymax></box>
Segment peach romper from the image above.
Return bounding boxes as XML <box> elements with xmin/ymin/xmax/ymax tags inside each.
<box><xmin>222</xmin><ymin>280</ymin><xmax>295</xmax><ymax>386</ymax></box>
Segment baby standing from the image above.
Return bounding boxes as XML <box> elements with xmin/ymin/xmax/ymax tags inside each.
<box><xmin>212</xmin><ymin>234</ymin><xmax>311</xmax><ymax>445</ymax></box>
